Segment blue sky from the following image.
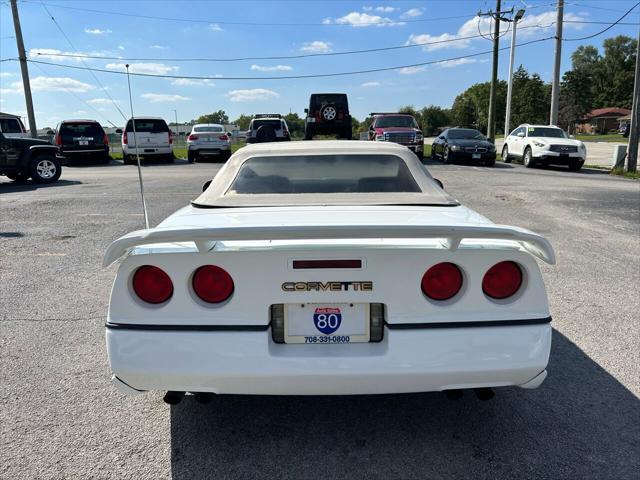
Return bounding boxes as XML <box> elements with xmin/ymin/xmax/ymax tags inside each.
<box><xmin>1</xmin><ymin>0</ymin><xmax>638</xmax><ymax>128</ymax></box>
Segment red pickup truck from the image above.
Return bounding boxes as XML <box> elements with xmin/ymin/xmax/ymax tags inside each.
<box><xmin>367</xmin><ymin>113</ymin><xmax>424</xmax><ymax>160</ymax></box>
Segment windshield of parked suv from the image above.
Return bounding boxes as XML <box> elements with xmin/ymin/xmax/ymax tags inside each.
<box><xmin>227</xmin><ymin>155</ymin><xmax>420</xmax><ymax>194</ymax></box>
<box><xmin>194</xmin><ymin>126</ymin><xmax>224</xmax><ymax>133</ymax></box>
<box><xmin>374</xmin><ymin>116</ymin><xmax>418</xmax><ymax>129</ymax></box>
<box><xmin>252</xmin><ymin>120</ymin><xmax>282</xmax><ymax>130</ymax></box>
<box><xmin>125</xmin><ymin>119</ymin><xmax>169</xmax><ymax>132</ymax></box>
<box><xmin>60</xmin><ymin>123</ymin><xmax>103</xmax><ymax>136</ymax></box>
<box><xmin>448</xmin><ymin>129</ymin><xmax>485</xmax><ymax>140</ymax></box>
<box><xmin>528</xmin><ymin>127</ymin><xmax>567</xmax><ymax>138</ymax></box>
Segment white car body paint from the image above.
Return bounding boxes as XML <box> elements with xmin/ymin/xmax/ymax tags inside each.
<box><xmin>105</xmin><ymin>141</ymin><xmax>555</xmax><ymax>396</ymax></box>
<box><xmin>504</xmin><ymin>124</ymin><xmax>586</xmax><ymax>164</ymax></box>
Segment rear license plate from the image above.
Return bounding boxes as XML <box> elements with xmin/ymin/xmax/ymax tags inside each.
<box><xmin>79</xmin><ymin>140</ymin><xmax>89</xmax><ymax>146</ymax></box>
<box><xmin>144</xmin><ymin>148</ymin><xmax>155</xmax><ymax>153</ymax></box>
<box><xmin>472</xmin><ymin>153</ymin><xmax>481</xmax><ymax>159</ymax></box>
<box><xmin>284</xmin><ymin>303</ymin><xmax>370</xmax><ymax>344</ymax></box>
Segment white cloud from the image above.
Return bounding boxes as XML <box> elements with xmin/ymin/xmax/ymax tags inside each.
<box><xmin>402</xmin><ymin>8</ymin><xmax>423</xmax><ymax>18</ymax></box>
<box><xmin>325</xmin><ymin>12</ymin><xmax>404</xmax><ymax>27</ymax></box>
<box><xmin>140</xmin><ymin>93</ymin><xmax>191</xmax><ymax>103</ymax></box>
<box><xmin>170</xmin><ymin>78</ymin><xmax>214</xmax><ymax>86</ymax></box>
<box><xmin>300</xmin><ymin>41</ymin><xmax>332</xmax><ymax>53</ymax></box>
<box><xmin>407</xmin><ymin>10</ymin><xmax>587</xmax><ymax>52</ymax></box>
<box><xmin>0</xmin><ymin>72</ymin><xmax>14</xmax><ymax>78</ymax></box>
<box><xmin>361</xmin><ymin>81</ymin><xmax>381</xmax><ymax>87</ymax></box>
<box><xmin>85</xmin><ymin>28</ymin><xmax>112</xmax><ymax>35</ymax></box>
<box><xmin>106</xmin><ymin>63</ymin><xmax>178</xmax><ymax>74</ymax></box>
<box><xmin>227</xmin><ymin>88</ymin><xmax>279</xmax><ymax>102</ymax></box>
<box><xmin>87</xmin><ymin>98</ymin><xmax>119</xmax><ymax>105</ymax></box>
<box><xmin>70</xmin><ymin>110</ymin><xmax>88</xmax><ymax>115</ymax></box>
<box><xmin>1</xmin><ymin>76</ymin><xmax>95</xmax><ymax>94</ymax></box>
<box><xmin>438</xmin><ymin>58</ymin><xmax>477</xmax><ymax>68</ymax></box>
<box><xmin>150</xmin><ymin>45</ymin><xmax>168</xmax><ymax>50</ymax></box>
<box><xmin>117</xmin><ymin>45</ymin><xmax>125</xmax><ymax>51</ymax></box>
<box><xmin>398</xmin><ymin>66</ymin><xmax>426</xmax><ymax>75</ymax></box>
<box><xmin>209</xmin><ymin>23</ymin><xmax>223</xmax><ymax>31</ymax></box>
<box><xmin>250</xmin><ymin>64</ymin><xmax>293</xmax><ymax>72</ymax></box>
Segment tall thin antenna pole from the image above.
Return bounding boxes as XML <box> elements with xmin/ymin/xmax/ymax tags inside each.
<box><xmin>125</xmin><ymin>64</ymin><xmax>150</xmax><ymax>229</ymax></box>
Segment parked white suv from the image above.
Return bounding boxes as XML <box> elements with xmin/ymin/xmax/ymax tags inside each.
<box><xmin>119</xmin><ymin>117</ymin><xmax>173</xmax><ymax>164</ymax></box>
<box><xmin>502</xmin><ymin>124</ymin><xmax>586</xmax><ymax>171</ymax></box>
<box><xmin>0</xmin><ymin>114</ymin><xmax>29</xmax><ymax>138</ymax></box>
<box><xmin>187</xmin><ymin>123</ymin><xmax>231</xmax><ymax>163</ymax></box>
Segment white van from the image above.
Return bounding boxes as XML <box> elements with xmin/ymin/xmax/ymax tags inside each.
<box><xmin>119</xmin><ymin>117</ymin><xmax>173</xmax><ymax>163</ymax></box>
<box><xmin>0</xmin><ymin>114</ymin><xmax>29</xmax><ymax>139</ymax></box>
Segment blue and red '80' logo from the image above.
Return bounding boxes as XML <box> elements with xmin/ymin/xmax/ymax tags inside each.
<box><xmin>313</xmin><ymin>307</ymin><xmax>342</xmax><ymax>335</ymax></box>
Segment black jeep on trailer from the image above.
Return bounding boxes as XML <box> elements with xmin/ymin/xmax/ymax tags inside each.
<box><xmin>0</xmin><ymin>132</ymin><xmax>63</xmax><ymax>183</ymax></box>
<box><xmin>304</xmin><ymin>93</ymin><xmax>352</xmax><ymax>140</ymax></box>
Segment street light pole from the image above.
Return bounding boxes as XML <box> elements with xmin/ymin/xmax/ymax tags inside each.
<box><xmin>504</xmin><ymin>9</ymin><xmax>525</xmax><ymax>138</ymax></box>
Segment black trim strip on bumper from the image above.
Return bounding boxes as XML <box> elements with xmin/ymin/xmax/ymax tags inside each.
<box><xmin>386</xmin><ymin>317</ymin><xmax>552</xmax><ymax>330</ymax></box>
<box><xmin>106</xmin><ymin>317</ymin><xmax>551</xmax><ymax>332</ymax></box>
<box><xmin>105</xmin><ymin>322</ymin><xmax>269</xmax><ymax>332</ymax></box>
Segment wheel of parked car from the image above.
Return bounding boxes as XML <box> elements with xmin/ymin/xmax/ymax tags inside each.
<box><xmin>165</xmin><ymin>154</ymin><xmax>175</xmax><ymax>163</ymax></box>
<box><xmin>321</xmin><ymin>105</ymin><xmax>337</xmax><ymax>122</ymax></box>
<box><xmin>187</xmin><ymin>150</ymin><xmax>196</xmax><ymax>163</ymax></box>
<box><xmin>485</xmin><ymin>158</ymin><xmax>496</xmax><ymax>167</ymax></box>
<box><xmin>221</xmin><ymin>151</ymin><xmax>232</xmax><ymax>162</ymax></box>
<box><xmin>341</xmin><ymin>126</ymin><xmax>352</xmax><ymax>140</ymax></box>
<box><xmin>430</xmin><ymin>145</ymin><xmax>437</xmax><ymax>160</ymax></box>
<box><xmin>501</xmin><ymin>145</ymin><xmax>512</xmax><ymax>163</ymax></box>
<box><xmin>30</xmin><ymin>154</ymin><xmax>61</xmax><ymax>184</ymax></box>
<box><xmin>304</xmin><ymin>127</ymin><xmax>314</xmax><ymax>140</ymax></box>
<box><xmin>443</xmin><ymin>146</ymin><xmax>452</xmax><ymax>164</ymax></box>
<box><xmin>255</xmin><ymin>125</ymin><xmax>277</xmax><ymax>143</ymax></box>
<box><xmin>101</xmin><ymin>152</ymin><xmax>111</xmax><ymax>164</ymax></box>
<box><xmin>568</xmin><ymin>159</ymin><xmax>583</xmax><ymax>171</ymax></box>
<box><xmin>416</xmin><ymin>151</ymin><xmax>424</xmax><ymax>161</ymax></box>
<box><xmin>523</xmin><ymin>147</ymin><xmax>535</xmax><ymax>168</ymax></box>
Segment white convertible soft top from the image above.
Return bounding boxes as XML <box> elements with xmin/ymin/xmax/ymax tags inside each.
<box><xmin>103</xmin><ymin>205</ymin><xmax>555</xmax><ymax>266</ymax></box>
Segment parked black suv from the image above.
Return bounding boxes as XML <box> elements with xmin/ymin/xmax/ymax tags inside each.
<box><xmin>304</xmin><ymin>93</ymin><xmax>352</xmax><ymax>140</ymax></box>
<box><xmin>0</xmin><ymin>132</ymin><xmax>63</xmax><ymax>183</ymax></box>
<box><xmin>54</xmin><ymin>119</ymin><xmax>110</xmax><ymax>164</ymax></box>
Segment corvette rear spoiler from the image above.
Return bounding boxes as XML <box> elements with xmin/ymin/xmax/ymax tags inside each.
<box><xmin>103</xmin><ymin>224</ymin><xmax>555</xmax><ymax>267</ymax></box>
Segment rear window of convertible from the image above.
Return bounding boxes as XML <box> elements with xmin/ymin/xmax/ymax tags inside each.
<box><xmin>227</xmin><ymin>155</ymin><xmax>421</xmax><ymax>194</ymax></box>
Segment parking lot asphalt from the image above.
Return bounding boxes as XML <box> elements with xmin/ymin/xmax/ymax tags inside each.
<box><xmin>1</xmin><ymin>157</ymin><xmax>639</xmax><ymax>479</ymax></box>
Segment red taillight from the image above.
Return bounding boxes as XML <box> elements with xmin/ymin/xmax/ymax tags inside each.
<box><xmin>219</xmin><ymin>134</ymin><xmax>229</xmax><ymax>141</ymax></box>
<box><xmin>188</xmin><ymin>134</ymin><xmax>198</xmax><ymax>141</ymax></box>
<box><xmin>55</xmin><ymin>134</ymin><xmax>62</xmax><ymax>146</ymax></box>
<box><xmin>123</xmin><ymin>131</ymin><xmax>128</xmax><ymax>144</ymax></box>
<box><xmin>482</xmin><ymin>261</ymin><xmax>523</xmax><ymax>299</ymax></box>
<box><xmin>192</xmin><ymin>265</ymin><xmax>234</xmax><ymax>303</ymax></box>
<box><xmin>103</xmin><ymin>133</ymin><xmax>109</xmax><ymax>145</ymax></box>
<box><xmin>132</xmin><ymin>265</ymin><xmax>173</xmax><ymax>304</ymax></box>
<box><xmin>168</xmin><ymin>132</ymin><xmax>173</xmax><ymax>144</ymax></box>
<box><xmin>421</xmin><ymin>262</ymin><xmax>463</xmax><ymax>301</ymax></box>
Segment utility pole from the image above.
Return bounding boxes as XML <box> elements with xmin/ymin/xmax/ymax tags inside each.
<box><xmin>173</xmin><ymin>109</ymin><xmax>179</xmax><ymax>140</ymax></box>
<box><xmin>549</xmin><ymin>0</ymin><xmax>564</xmax><ymax>126</ymax></box>
<box><xmin>10</xmin><ymin>0</ymin><xmax>37</xmax><ymax>138</ymax></box>
<box><xmin>504</xmin><ymin>9</ymin><xmax>526</xmax><ymax>138</ymax></box>
<box><xmin>626</xmin><ymin>28</ymin><xmax>639</xmax><ymax>172</ymax></box>
<box><xmin>486</xmin><ymin>0</ymin><xmax>501</xmax><ymax>141</ymax></box>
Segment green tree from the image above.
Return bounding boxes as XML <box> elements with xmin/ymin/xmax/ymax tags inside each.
<box><xmin>232</xmin><ymin>114</ymin><xmax>252</xmax><ymax>130</ymax></box>
<box><xmin>195</xmin><ymin>110</ymin><xmax>229</xmax><ymax>124</ymax></box>
<box><xmin>450</xmin><ymin>93</ymin><xmax>477</xmax><ymax>129</ymax></box>
<box><xmin>283</xmin><ymin>113</ymin><xmax>305</xmax><ymax>138</ymax></box>
<box><xmin>398</xmin><ymin>105</ymin><xmax>422</xmax><ymax>127</ymax></box>
<box><xmin>420</xmin><ymin>105</ymin><xmax>451</xmax><ymax>135</ymax></box>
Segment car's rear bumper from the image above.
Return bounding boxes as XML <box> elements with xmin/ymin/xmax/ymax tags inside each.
<box><xmin>106</xmin><ymin>321</ymin><xmax>551</xmax><ymax>395</ymax></box>
<box><xmin>188</xmin><ymin>144</ymin><xmax>231</xmax><ymax>152</ymax></box>
<box><xmin>123</xmin><ymin>146</ymin><xmax>172</xmax><ymax>156</ymax></box>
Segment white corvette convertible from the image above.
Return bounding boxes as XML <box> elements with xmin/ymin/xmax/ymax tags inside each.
<box><xmin>105</xmin><ymin>141</ymin><xmax>555</xmax><ymax>403</ymax></box>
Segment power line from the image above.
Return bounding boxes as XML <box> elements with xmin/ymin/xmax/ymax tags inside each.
<box><xmin>39</xmin><ymin>2</ymin><xmax>128</xmax><ymax>121</ymax></box>
<box><xmin>32</xmin><ymin>1</ymin><xmax>471</xmax><ymax>27</ymax></box>
<box><xmin>20</xmin><ymin>37</ymin><xmax>555</xmax><ymax>81</ymax></box>
<box><xmin>30</xmin><ymin>61</ymin><xmax>119</xmax><ymax>127</ymax></box>
<box><xmin>563</xmin><ymin>1</ymin><xmax>640</xmax><ymax>41</ymax></box>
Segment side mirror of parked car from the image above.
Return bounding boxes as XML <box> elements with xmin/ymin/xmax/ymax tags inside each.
<box><xmin>202</xmin><ymin>180</ymin><xmax>212</xmax><ymax>192</ymax></box>
<box><xmin>46</xmin><ymin>130</ymin><xmax>55</xmax><ymax>135</ymax></box>
<box><xmin>304</xmin><ymin>108</ymin><xmax>309</xmax><ymax>114</ymax></box>
<box><xmin>433</xmin><ymin>178</ymin><xmax>444</xmax><ymax>190</ymax></box>
<box><xmin>516</xmin><ymin>131</ymin><xmax>525</xmax><ymax>138</ymax></box>
<box><xmin>116</xmin><ymin>128</ymin><xmax>123</xmax><ymax>134</ymax></box>
<box><xmin>227</xmin><ymin>132</ymin><xmax>233</xmax><ymax>137</ymax></box>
